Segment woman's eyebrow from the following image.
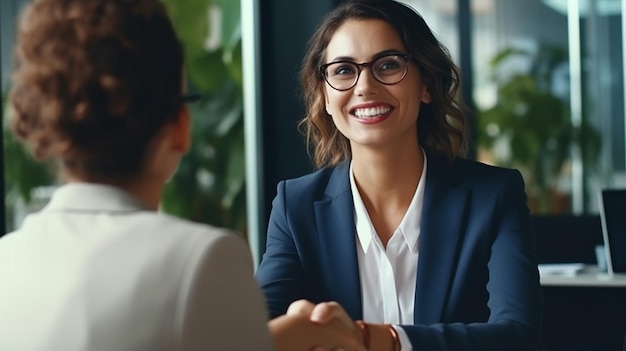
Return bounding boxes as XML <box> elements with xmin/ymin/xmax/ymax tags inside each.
<box><xmin>327</xmin><ymin>49</ymin><xmax>405</xmax><ymax>63</ymax></box>
<box><xmin>327</xmin><ymin>55</ymin><xmax>356</xmax><ymax>63</ymax></box>
<box><xmin>373</xmin><ymin>49</ymin><xmax>405</xmax><ymax>58</ymax></box>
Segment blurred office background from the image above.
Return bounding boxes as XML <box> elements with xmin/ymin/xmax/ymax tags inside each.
<box><xmin>3</xmin><ymin>0</ymin><xmax>624</xmax><ymax>252</ymax></box>
<box><xmin>1</xmin><ymin>1</ymin><xmax>626</xmax><ymax>349</ymax></box>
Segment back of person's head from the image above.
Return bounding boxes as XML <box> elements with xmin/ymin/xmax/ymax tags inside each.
<box><xmin>10</xmin><ymin>0</ymin><xmax>184</xmax><ymax>182</ymax></box>
<box><xmin>300</xmin><ymin>0</ymin><xmax>468</xmax><ymax>167</ymax></box>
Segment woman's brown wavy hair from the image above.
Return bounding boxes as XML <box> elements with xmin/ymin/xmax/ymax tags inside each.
<box><xmin>299</xmin><ymin>0</ymin><xmax>469</xmax><ymax>168</ymax></box>
<box><xmin>10</xmin><ymin>0</ymin><xmax>184</xmax><ymax>182</ymax></box>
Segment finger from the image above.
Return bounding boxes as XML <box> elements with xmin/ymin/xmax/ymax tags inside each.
<box><xmin>309</xmin><ymin>302</ymin><xmax>332</xmax><ymax>323</ymax></box>
<box><xmin>286</xmin><ymin>299</ymin><xmax>315</xmax><ymax>316</ymax></box>
<box><xmin>310</xmin><ymin>302</ymin><xmax>354</xmax><ymax>329</ymax></box>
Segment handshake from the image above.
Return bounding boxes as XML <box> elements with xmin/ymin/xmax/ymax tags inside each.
<box><xmin>269</xmin><ymin>300</ymin><xmax>401</xmax><ymax>351</ymax></box>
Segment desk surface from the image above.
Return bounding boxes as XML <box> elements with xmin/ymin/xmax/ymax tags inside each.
<box><xmin>540</xmin><ymin>265</ymin><xmax>626</xmax><ymax>287</ymax></box>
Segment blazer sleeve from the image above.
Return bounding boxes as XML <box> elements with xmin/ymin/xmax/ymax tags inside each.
<box><xmin>176</xmin><ymin>232</ymin><xmax>275</xmax><ymax>351</ymax></box>
<box><xmin>401</xmin><ymin>170</ymin><xmax>542</xmax><ymax>351</ymax></box>
<box><xmin>256</xmin><ymin>180</ymin><xmax>307</xmax><ymax>319</ymax></box>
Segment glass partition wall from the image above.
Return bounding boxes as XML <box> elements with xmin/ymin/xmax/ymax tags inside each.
<box><xmin>473</xmin><ymin>0</ymin><xmax>624</xmax><ymax>214</ymax></box>
<box><xmin>580</xmin><ymin>0</ymin><xmax>625</xmax><ymax>211</ymax></box>
<box><xmin>404</xmin><ymin>0</ymin><xmax>626</xmax><ymax>214</ymax></box>
<box><xmin>402</xmin><ymin>0</ymin><xmax>624</xmax><ymax>215</ymax></box>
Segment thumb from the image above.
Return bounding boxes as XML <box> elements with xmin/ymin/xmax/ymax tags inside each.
<box><xmin>286</xmin><ymin>299</ymin><xmax>315</xmax><ymax>316</ymax></box>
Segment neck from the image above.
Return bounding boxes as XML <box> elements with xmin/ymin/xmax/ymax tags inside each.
<box><xmin>351</xmin><ymin>140</ymin><xmax>425</xmax><ymax>246</ymax></box>
<box><xmin>351</xmin><ymin>140</ymin><xmax>424</xmax><ymax>203</ymax></box>
<box><xmin>64</xmin><ymin>174</ymin><xmax>164</xmax><ymax>211</ymax></box>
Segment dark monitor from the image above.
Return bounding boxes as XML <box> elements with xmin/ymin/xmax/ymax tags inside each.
<box><xmin>599</xmin><ymin>189</ymin><xmax>626</xmax><ymax>274</ymax></box>
<box><xmin>531</xmin><ymin>214</ymin><xmax>602</xmax><ymax>264</ymax></box>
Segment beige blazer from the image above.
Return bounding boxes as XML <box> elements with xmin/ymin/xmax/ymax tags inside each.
<box><xmin>0</xmin><ymin>183</ymin><xmax>274</xmax><ymax>351</ymax></box>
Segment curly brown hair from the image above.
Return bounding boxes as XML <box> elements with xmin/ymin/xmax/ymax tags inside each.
<box><xmin>10</xmin><ymin>0</ymin><xmax>184</xmax><ymax>182</ymax></box>
<box><xmin>299</xmin><ymin>0</ymin><xmax>469</xmax><ymax>168</ymax></box>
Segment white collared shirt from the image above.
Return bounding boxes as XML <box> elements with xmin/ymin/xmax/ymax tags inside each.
<box><xmin>350</xmin><ymin>150</ymin><xmax>427</xmax><ymax>351</ymax></box>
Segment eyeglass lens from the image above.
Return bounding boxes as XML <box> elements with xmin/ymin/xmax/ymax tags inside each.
<box><xmin>323</xmin><ymin>54</ymin><xmax>409</xmax><ymax>91</ymax></box>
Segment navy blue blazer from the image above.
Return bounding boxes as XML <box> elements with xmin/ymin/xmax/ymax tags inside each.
<box><xmin>256</xmin><ymin>151</ymin><xmax>542</xmax><ymax>350</ymax></box>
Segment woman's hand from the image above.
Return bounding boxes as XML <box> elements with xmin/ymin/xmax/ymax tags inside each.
<box><xmin>269</xmin><ymin>299</ymin><xmax>365</xmax><ymax>351</ymax></box>
<box><xmin>291</xmin><ymin>300</ymin><xmax>401</xmax><ymax>351</ymax></box>
<box><xmin>309</xmin><ymin>301</ymin><xmax>357</xmax><ymax>332</ymax></box>
<box><xmin>287</xmin><ymin>300</ymin><xmax>364</xmax><ymax>351</ymax></box>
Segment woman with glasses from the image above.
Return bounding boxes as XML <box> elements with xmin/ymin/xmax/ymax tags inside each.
<box><xmin>255</xmin><ymin>0</ymin><xmax>542</xmax><ymax>350</ymax></box>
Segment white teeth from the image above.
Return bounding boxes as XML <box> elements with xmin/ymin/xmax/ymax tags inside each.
<box><xmin>353</xmin><ymin>106</ymin><xmax>391</xmax><ymax>118</ymax></box>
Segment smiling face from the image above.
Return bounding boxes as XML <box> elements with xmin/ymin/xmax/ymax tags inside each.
<box><xmin>323</xmin><ymin>19</ymin><xmax>431</xmax><ymax>154</ymax></box>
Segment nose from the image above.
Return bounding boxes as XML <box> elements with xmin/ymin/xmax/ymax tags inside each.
<box><xmin>353</xmin><ymin>66</ymin><xmax>378</xmax><ymax>96</ymax></box>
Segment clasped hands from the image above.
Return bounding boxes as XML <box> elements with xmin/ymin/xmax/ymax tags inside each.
<box><xmin>269</xmin><ymin>299</ymin><xmax>366</xmax><ymax>351</ymax></box>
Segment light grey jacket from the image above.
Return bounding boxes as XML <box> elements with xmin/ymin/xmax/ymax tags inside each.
<box><xmin>0</xmin><ymin>183</ymin><xmax>273</xmax><ymax>351</ymax></box>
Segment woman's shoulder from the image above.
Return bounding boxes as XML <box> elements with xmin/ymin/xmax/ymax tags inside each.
<box><xmin>424</xmin><ymin>151</ymin><xmax>524</xmax><ymax>189</ymax></box>
<box><xmin>278</xmin><ymin>163</ymin><xmax>349</xmax><ymax>197</ymax></box>
<box><xmin>152</xmin><ymin>212</ymin><xmax>241</xmax><ymax>241</ymax></box>
<box><xmin>451</xmin><ymin>156</ymin><xmax>519</xmax><ymax>176</ymax></box>
<box><xmin>446</xmin><ymin>157</ymin><xmax>526</xmax><ymax>195</ymax></box>
<box><xmin>142</xmin><ymin>214</ymin><xmax>252</xmax><ymax>275</ymax></box>
<box><xmin>283</xmin><ymin>164</ymin><xmax>344</xmax><ymax>183</ymax></box>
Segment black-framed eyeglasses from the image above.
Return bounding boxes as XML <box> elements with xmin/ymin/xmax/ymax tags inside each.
<box><xmin>319</xmin><ymin>53</ymin><xmax>412</xmax><ymax>91</ymax></box>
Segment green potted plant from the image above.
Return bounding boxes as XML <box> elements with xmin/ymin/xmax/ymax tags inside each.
<box><xmin>478</xmin><ymin>44</ymin><xmax>600</xmax><ymax>213</ymax></box>
<box><xmin>161</xmin><ymin>0</ymin><xmax>247</xmax><ymax>234</ymax></box>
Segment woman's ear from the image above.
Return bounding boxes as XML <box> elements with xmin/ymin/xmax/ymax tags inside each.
<box><xmin>324</xmin><ymin>91</ymin><xmax>332</xmax><ymax>115</ymax></box>
<box><xmin>421</xmin><ymin>88</ymin><xmax>432</xmax><ymax>103</ymax></box>
<box><xmin>171</xmin><ymin>105</ymin><xmax>191</xmax><ymax>153</ymax></box>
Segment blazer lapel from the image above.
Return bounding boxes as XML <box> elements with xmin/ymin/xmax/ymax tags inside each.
<box><xmin>314</xmin><ymin>164</ymin><xmax>363</xmax><ymax>320</ymax></box>
<box><xmin>414</xmin><ymin>153</ymin><xmax>469</xmax><ymax>324</ymax></box>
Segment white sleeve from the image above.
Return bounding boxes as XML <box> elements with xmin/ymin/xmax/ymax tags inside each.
<box><xmin>176</xmin><ymin>232</ymin><xmax>275</xmax><ymax>351</ymax></box>
<box><xmin>394</xmin><ymin>325</ymin><xmax>414</xmax><ymax>351</ymax></box>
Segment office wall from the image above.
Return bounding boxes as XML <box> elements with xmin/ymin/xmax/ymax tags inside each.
<box><xmin>1</xmin><ymin>0</ymin><xmax>28</xmax><ymax>91</ymax></box>
<box><xmin>0</xmin><ymin>0</ymin><xmax>25</xmax><ymax>234</ymax></box>
<box><xmin>252</xmin><ymin>0</ymin><xmax>336</xmax><ymax>257</ymax></box>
